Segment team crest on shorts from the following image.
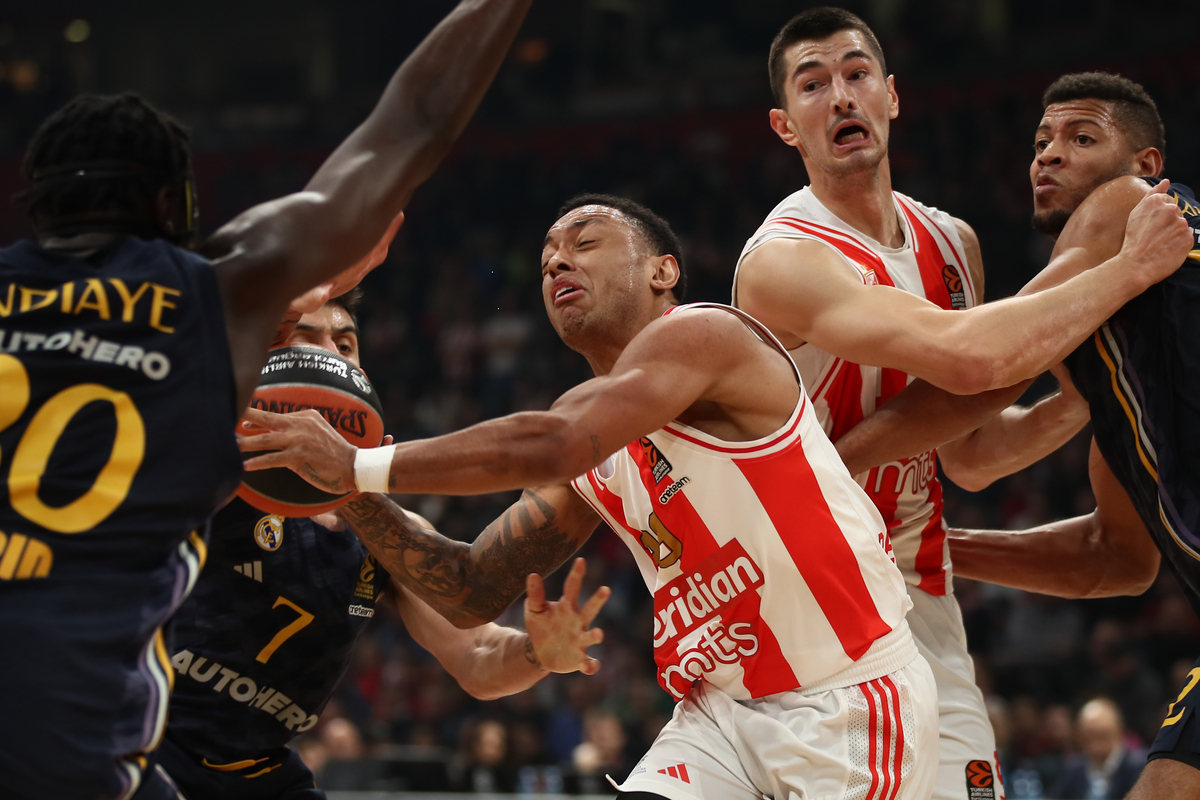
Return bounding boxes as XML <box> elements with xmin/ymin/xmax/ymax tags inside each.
<box><xmin>254</xmin><ymin>515</ymin><xmax>285</xmax><ymax>551</ymax></box>
<box><xmin>965</xmin><ymin>759</ymin><xmax>995</xmax><ymax>800</ymax></box>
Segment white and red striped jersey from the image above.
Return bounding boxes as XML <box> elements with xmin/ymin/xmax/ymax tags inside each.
<box><xmin>733</xmin><ymin>187</ymin><xmax>979</xmax><ymax>597</ymax></box>
<box><xmin>571</xmin><ymin>303</ymin><xmax>915</xmax><ymax>702</ymax></box>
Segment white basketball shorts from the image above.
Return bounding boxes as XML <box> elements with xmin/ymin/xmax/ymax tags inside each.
<box><xmin>612</xmin><ymin>654</ymin><xmax>938</xmax><ymax>800</ymax></box>
<box><xmin>908</xmin><ymin>586</ymin><xmax>1005</xmax><ymax>800</ymax></box>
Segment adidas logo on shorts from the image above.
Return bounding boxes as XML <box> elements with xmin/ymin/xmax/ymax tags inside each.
<box><xmin>656</xmin><ymin>764</ymin><xmax>690</xmax><ymax>783</ymax></box>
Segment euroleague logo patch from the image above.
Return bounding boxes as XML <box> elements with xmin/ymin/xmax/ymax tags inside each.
<box><xmin>943</xmin><ymin>264</ymin><xmax>967</xmax><ymax>309</ymax></box>
<box><xmin>254</xmin><ymin>515</ymin><xmax>284</xmax><ymax>551</ymax></box>
<box><xmin>965</xmin><ymin>759</ymin><xmax>995</xmax><ymax>799</ymax></box>
<box><xmin>639</xmin><ymin>437</ymin><xmax>672</xmax><ymax>484</ymax></box>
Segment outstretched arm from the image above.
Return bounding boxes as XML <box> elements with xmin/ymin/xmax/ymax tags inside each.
<box><xmin>737</xmin><ymin>180</ymin><xmax>1189</xmax><ymax>396</ymax></box>
<box><xmin>948</xmin><ymin>438</ymin><xmax>1160</xmax><ymax>598</ymax></box>
<box><xmin>391</xmin><ymin>558</ymin><xmax>609</xmax><ymax>700</ymax></box>
<box><xmin>208</xmin><ymin>0</ymin><xmax>532</xmax><ymax>409</ymax></box>
<box><xmin>339</xmin><ymin>487</ymin><xmax>602</xmax><ymax>627</ymax></box>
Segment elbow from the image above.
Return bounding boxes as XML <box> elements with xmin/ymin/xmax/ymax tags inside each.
<box><xmin>1083</xmin><ymin>527</ymin><xmax>1161</xmax><ymax>598</ymax></box>
<box><xmin>458</xmin><ymin>678</ymin><xmax>505</xmax><ymax>702</ymax></box>
<box><xmin>942</xmin><ymin>346</ymin><xmax>1004</xmax><ymax>396</ymax></box>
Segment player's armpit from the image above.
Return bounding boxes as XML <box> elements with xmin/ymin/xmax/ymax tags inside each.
<box><xmin>340</xmin><ymin>486</ymin><xmax>600</xmax><ymax>628</ymax></box>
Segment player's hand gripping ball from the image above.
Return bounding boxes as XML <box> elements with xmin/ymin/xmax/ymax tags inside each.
<box><xmin>237</xmin><ymin>344</ymin><xmax>384</xmax><ymax>516</ymax></box>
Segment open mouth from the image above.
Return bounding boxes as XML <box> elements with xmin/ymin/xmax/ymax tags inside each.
<box><xmin>553</xmin><ymin>283</ymin><xmax>584</xmax><ymax>306</ymax></box>
<box><xmin>834</xmin><ymin>124</ymin><xmax>869</xmax><ymax>146</ymax></box>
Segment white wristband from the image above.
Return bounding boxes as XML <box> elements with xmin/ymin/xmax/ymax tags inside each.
<box><xmin>354</xmin><ymin>445</ymin><xmax>396</xmax><ymax>493</ymax></box>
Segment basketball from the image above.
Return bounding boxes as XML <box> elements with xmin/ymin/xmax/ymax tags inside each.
<box><xmin>237</xmin><ymin>344</ymin><xmax>385</xmax><ymax>516</ymax></box>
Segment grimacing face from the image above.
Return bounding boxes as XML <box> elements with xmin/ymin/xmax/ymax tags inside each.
<box><xmin>1030</xmin><ymin>99</ymin><xmax>1138</xmax><ymax>236</ymax></box>
<box><xmin>772</xmin><ymin>29</ymin><xmax>897</xmax><ymax>178</ymax></box>
<box><xmin>540</xmin><ymin>205</ymin><xmax>649</xmax><ymax>346</ymax></box>
<box><xmin>286</xmin><ymin>302</ymin><xmax>360</xmax><ymax>366</ymax></box>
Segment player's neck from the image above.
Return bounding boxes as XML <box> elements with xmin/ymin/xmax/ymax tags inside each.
<box><xmin>808</xmin><ymin>161</ymin><xmax>904</xmax><ymax>249</ymax></box>
<box><xmin>578</xmin><ymin>297</ymin><xmax>675</xmax><ymax>376</ymax></box>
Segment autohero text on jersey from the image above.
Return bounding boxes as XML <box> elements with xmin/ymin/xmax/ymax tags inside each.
<box><xmin>171</xmin><ymin>649</ymin><xmax>319</xmax><ymax>733</ymax></box>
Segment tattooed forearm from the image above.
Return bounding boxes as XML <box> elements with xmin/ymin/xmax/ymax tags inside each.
<box><xmin>523</xmin><ymin>636</ymin><xmax>543</xmax><ymax>670</ymax></box>
<box><xmin>340</xmin><ymin>490</ymin><xmax>588</xmax><ymax>625</ymax></box>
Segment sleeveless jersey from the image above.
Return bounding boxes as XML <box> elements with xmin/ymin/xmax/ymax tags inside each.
<box><xmin>571</xmin><ymin>303</ymin><xmax>914</xmax><ymax>703</ymax></box>
<box><xmin>0</xmin><ymin>236</ymin><xmax>242</xmax><ymax>800</ymax></box>
<box><xmin>733</xmin><ymin>187</ymin><xmax>978</xmax><ymax>597</ymax></box>
<box><xmin>1063</xmin><ymin>177</ymin><xmax>1200</xmax><ymax>619</ymax></box>
<box><xmin>166</xmin><ymin>497</ymin><xmax>389</xmax><ymax>764</ymax></box>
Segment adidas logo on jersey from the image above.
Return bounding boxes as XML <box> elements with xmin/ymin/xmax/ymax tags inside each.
<box><xmin>233</xmin><ymin>561</ymin><xmax>263</xmax><ymax>582</ymax></box>
<box><xmin>656</xmin><ymin>764</ymin><xmax>690</xmax><ymax>783</ymax></box>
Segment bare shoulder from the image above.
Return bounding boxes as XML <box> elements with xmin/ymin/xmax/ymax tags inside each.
<box><xmin>739</xmin><ymin>236</ymin><xmax>850</xmax><ymax>284</ymax></box>
<box><xmin>639</xmin><ymin>305</ymin><xmax>759</xmax><ymax>354</ymax></box>
<box><xmin>951</xmin><ymin>217</ymin><xmax>985</xmax><ymax>301</ymax></box>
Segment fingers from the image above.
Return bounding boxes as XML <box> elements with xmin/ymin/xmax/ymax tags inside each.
<box><xmin>241</xmin><ymin>407</ymin><xmax>293</xmax><ymax>430</ymax></box>
<box><xmin>1151</xmin><ymin>178</ymin><xmax>1170</xmax><ymax>195</ymax></box>
<box><xmin>382</xmin><ymin>435</ymin><xmax>395</xmax><ymax>446</ymax></box>
<box><xmin>237</xmin><ymin>432</ymin><xmax>291</xmax><ymax>453</ymax></box>
<box><xmin>524</xmin><ymin>573</ymin><xmax>547</xmax><ymax>612</ymax></box>
<box><xmin>579</xmin><ymin>585</ymin><xmax>611</xmax><ymax>627</ymax></box>
<box><xmin>560</xmin><ymin>557</ymin><xmax>586</xmax><ymax>606</ymax></box>
<box><xmin>241</xmin><ymin>451</ymin><xmax>297</xmax><ymax>472</ymax></box>
<box><xmin>579</xmin><ymin>656</ymin><xmax>601</xmax><ymax>676</ymax></box>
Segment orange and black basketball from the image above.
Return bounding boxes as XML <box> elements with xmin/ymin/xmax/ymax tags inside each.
<box><xmin>237</xmin><ymin>344</ymin><xmax>385</xmax><ymax>517</ymax></box>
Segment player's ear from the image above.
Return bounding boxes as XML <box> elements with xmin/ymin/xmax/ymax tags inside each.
<box><xmin>1133</xmin><ymin>147</ymin><xmax>1164</xmax><ymax>179</ymax></box>
<box><xmin>886</xmin><ymin>75</ymin><xmax>899</xmax><ymax>121</ymax></box>
<box><xmin>649</xmin><ymin>254</ymin><xmax>680</xmax><ymax>294</ymax></box>
<box><xmin>769</xmin><ymin>108</ymin><xmax>803</xmax><ymax>152</ymax></box>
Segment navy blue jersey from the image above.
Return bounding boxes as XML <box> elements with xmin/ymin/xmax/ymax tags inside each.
<box><xmin>1063</xmin><ymin>178</ymin><xmax>1200</xmax><ymax>619</ymax></box>
<box><xmin>165</xmin><ymin>497</ymin><xmax>389</xmax><ymax>766</ymax></box>
<box><xmin>0</xmin><ymin>236</ymin><xmax>242</xmax><ymax>800</ymax></box>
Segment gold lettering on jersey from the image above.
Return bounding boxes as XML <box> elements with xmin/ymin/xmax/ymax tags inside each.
<box><xmin>1173</xmin><ymin>192</ymin><xmax>1200</xmax><ymax>218</ymax></box>
<box><xmin>354</xmin><ymin>555</ymin><xmax>378</xmax><ymax>600</ymax></box>
<box><xmin>0</xmin><ymin>529</ymin><xmax>53</xmax><ymax>579</ymax></box>
<box><xmin>0</xmin><ymin>279</ymin><xmax>183</xmax><ymax>332</ymax></box>
<box><xmin>639</xmin><ymin>513</ymin><xmax>683</xmax><ymax>569</ymax></box>
<box><xmin>254</xmin><ymin>515</ymin><xmax>284</xmax><ymax>552</ymax></box>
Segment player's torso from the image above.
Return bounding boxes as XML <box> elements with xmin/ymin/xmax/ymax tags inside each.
<box><xmin>734</xmin><ymin>187</ymin><xmax>977</xmax><ymax>596</ymax></box>
<box><xmin>0</xmin><ymin>236</ymin><xmax>241</xmax><ymax>759</ymax></box>
<box><xmin>572</xmin><ymin>303</ymin><xmax>910</xmax><ymax>703</ymax></box>
<box><xmin>1064</xmin><ymin>178</ymin><xmax>1200</xmax><ymax>618</ymax></box>
<box><xmin>166</xmin><ymin>498</ymin><xmax>388</xmax><ymax>762</ymax></box>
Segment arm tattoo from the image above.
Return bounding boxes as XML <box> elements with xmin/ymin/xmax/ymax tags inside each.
<box><xmin>523</xmin><ymin>636</ymin><xmax>543</xmax><ymax>670</ymax></box>
<box><xmin>340</xmin><ymin>490</ymin><xmax>587</xmax><ymax>623</ymax></box>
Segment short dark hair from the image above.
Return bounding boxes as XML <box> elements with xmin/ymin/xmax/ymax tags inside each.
<box><xmin>556</xmin><ymin>193</ymin><xmax>687</xmax><ymax>302</ymax></box>
<box><xmin>768</xmin><ymin>8</ymin><xmax>886</xmax><ymax>108</ymax></box>
<box><xmin>1043</xmin><ymin>73</ymin><xmax>1165</xmax><ymax>163</ymax></box>
<box><xmin>329</xmin><ymin>286</ymin><xmax>364</xmax><ymax>328</ymax></box>
<box><xmin>20</xmin><ymin>92</ymin><xmax>192</xmax><ymax>232</ymax></box>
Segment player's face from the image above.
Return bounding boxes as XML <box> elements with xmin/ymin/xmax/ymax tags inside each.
<box><xmin>771</xmin><ymin>30</ymin><xmax>897</xmax><ymax>178</ymax></box>
<box><xmin>286</xmin><ymin>303</ymin><xmax>360</xmax><ymax>366</ymax></box>
<box><xmin>1030</xmin><ymin>100</ymin><xmax>1135</xmax><ymax>236</ymax></box>
<box><xmin>540</xmin><ymin>206</ymin><xmax>648</xmax><ymax>346</ymax></box>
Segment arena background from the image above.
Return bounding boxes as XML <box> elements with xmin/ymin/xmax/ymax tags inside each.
<box><xmin>2</xmin><ymin>1</ymin><xmax>1198</xmax><ymax>796</ymax></box>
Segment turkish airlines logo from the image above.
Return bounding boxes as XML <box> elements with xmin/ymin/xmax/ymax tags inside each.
<box><xmin>942</xmin><ymin>264</ymin><xmax>966</xmax><ymax>309</ymax></box>
<box><xmin>640</xmin><ymin>437</ymin><xmax>672</xmax><ymax>484</ymax></box>
<box><xmin>965</xmin><ymin>760</ymin><xmax>995</xmax><ymax>799</ymax></box>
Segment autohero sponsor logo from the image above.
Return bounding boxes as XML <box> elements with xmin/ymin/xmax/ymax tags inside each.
<box><xmin>658</xmin><ymin>476</ymin><xmax>690</xmax><ymax>505</ymax></box>
<box><xmin>965</xmin><ymin>759</ymin><xmax>995</xmax><ymax>800</ymax></box>
<box><xmin>249</xmin><ymin>397</ymin><xmax>371</xmax><ymax>439</ymax></box>
<box><xmin>639</xmin><ymin>437</ymin><xmax>672</xmax><ymax>484</ymax></box>
<box><xmin>652</xmin><ymin>540</ymin><xmax>765</xmax><ymax>699</ymax></box>
<box><xmin>0</xmin><ymin>327</ymin><xmax>171</xmax><ymax>379</ymax></box>
<box><xmin>170</xmin><ymin>650</ymin><xmax>318</xmax><ymax>733</ymax></box>
<box><xmin>942</xmin><ymin>264</ymin><xmax>966</xmax><ymax>309</ymax></box>
<box><xmin>348</xmin><ymin>604</ymin><xmax>374</xmax><ymax>618</ymax></box>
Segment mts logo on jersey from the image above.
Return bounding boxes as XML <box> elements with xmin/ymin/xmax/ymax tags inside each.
<box><xmin>653</xmin><ymin>539</ymin><xmax>765</xmax><ymax>699</ymax></box>
<box><xmin>639</xmin><ymin>437</ymin><xmax>672</xmax><ymax>484</ymax></box>
<box><xmin>942</xmin><ymin>264</ymin><xmax>966</xmax><ymax>309</ymax></box>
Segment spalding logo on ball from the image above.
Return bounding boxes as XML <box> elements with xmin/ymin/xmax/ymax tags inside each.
<box><xmin>238</xmin><ymin>344</ymin><xmax>384</xmax><ymax>517</ymax></box>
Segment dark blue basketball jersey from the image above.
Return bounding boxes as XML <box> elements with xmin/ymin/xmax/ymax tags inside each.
<box><xmin>1063</xmin><ymin>178</ymin><xmax>1200</xmax><ymax>619</ymax></box>
<box><xmin>165</xmin><ymin>497</ymin><xmax>388</xmax><ymax>766</ymax></box>
<box><xmin>0</xmin><ymin>236</ymin><xmax>242</xmax><ymax>799</ymax></box>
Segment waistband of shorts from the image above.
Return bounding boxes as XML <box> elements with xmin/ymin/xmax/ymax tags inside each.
<box><xmin>799</xmin><ymin>619</ymin><xmax>918</xmax><ymax>695</ymax></box>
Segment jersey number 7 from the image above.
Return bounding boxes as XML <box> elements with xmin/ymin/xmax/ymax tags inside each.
<box><xmin>256</xmin><ymin>595</ymin><xmax>315</xmax><ymax>664</ymax></box>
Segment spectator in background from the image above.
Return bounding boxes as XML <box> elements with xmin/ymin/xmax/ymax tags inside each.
<box><xmin>1052</xmin><ymin>699</ymin><xmax>1145</xmax><ymax>799</ymax></box>
<box><xmin>572</xmin><ymin>709</ymin><xmax>635</xmax><ymax>783</ymax></box>
<box><xmin>451</xmin><ymin>717</ymin><xmax>515</xmax><ymax>793</ymax></box>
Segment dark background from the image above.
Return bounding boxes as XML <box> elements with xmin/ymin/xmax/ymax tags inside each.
<box><xmin>4</xmin><ymin>2</ymin><xmax>1199</xmax><ymax>794</ymax></box>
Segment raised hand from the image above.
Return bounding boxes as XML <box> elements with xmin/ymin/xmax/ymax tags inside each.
<box><xmin>238</xmin><ymin>407</ymin><xmax>359</xmax><ymax>494</ymax></box>
<box><xmin>524</xmin><ymin>558</ymin><xmax>610</xmax><ymax>675</ymax></box>
<box><xmin>1121</xmin><ymin>180</ymin><xmax>1194</xmax><ymax>288</ymax></box>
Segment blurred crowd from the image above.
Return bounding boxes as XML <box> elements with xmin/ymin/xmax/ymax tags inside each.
<box><xmin>4</xmin><ymin>1</ymin><xmax>1200</xmax><ymax>796</ymax></box>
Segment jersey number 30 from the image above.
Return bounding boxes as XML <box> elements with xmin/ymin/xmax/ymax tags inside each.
<box><xmin>0</xmin><ymin>355</ymin><xmax>145</xmax><ymax>533</ymax></box>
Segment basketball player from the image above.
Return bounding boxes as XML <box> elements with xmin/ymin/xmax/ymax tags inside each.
<box><xmin>159</xmin><ymin>291</ymin><xmax>608</xmax><ymax>798</ymax></box>
<box><xmin>843</xmin><ymin>73</ymin><xmax>1200</xmax><ymax>799</ymax></box>
<box><xmin>240</xmin><ymin>194</ymin><xmax>943</xmax><ymax>800</ymax></box>
<box><xmin>729</xmin><ymin>10</ymin><xmax>1192</xmax><ymax>800</ymax></box>
<box><xmin>0</xmin><ymin>1</ymin><xmax>531</xmax><ymax>798</ymax></box>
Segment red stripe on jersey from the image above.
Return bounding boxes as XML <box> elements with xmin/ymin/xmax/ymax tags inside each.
<box><xmin>734</xmin><ymin>441</ymin><xmax>892</xmax><ymax>660</ymax></box>
<box><xmin>629</xmin><ymin>440</ymin><xmax>800</xmax><ymax>698</ymax></box>
<box><xmin>766</xmin><ymin>218</ymin><xmax>897</xmax><ymax>287</ymax></box>
<box><xmin>864</xmin><ymin>683</ymin><xmax>882</xmax><ymax>800</ymax></box>
<box><xmin>881</xmin><ymin>675</ymin><xmax>905</xmax><ymax>800</ymax></box>
<box><xmin>913</xmin><ymin>475</ymin><xmax>949</xmax><ymax>595</ymax></box>
<box><xmin>818</xmin><ymin>360</ymin><xmax>866</xmax><ymax>442</ymax></box>
<box><xmin>661</xmin><ymin>403</ymin><xmax>806</xmax><ymax>454</ymax></box>
<box><xmin>899</xmin><ymin>196</ymin><xmax>975</xmax><ymax>303</ymax></box>
<box><xmin>898</xmin><ymin>202</ymin><xmax>957</xmax><ymax>311</ymax></box>
<box><xmin>585</xmin><ymin>472</ymin><xmax>652</xmax><ymax>555</ymax></box>
<box><xmin>875</xmin><ymin>680</ymin><xmax>894</xmax><ymax>800</ymax></box>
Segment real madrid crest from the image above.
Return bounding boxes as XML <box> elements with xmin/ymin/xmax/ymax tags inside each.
<box><xmin>254</xmin><ymin>515</ymin><xmax>285</xmax><ymax>551</ymax></box>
